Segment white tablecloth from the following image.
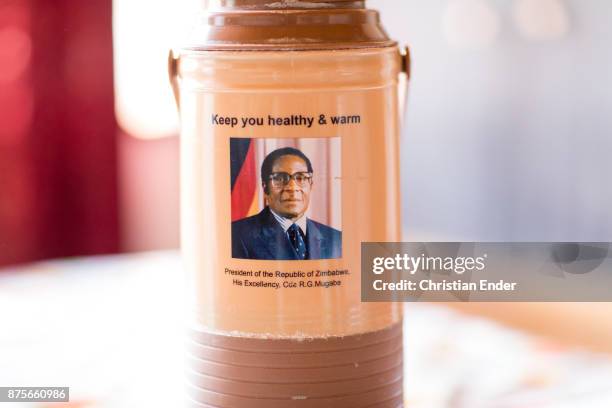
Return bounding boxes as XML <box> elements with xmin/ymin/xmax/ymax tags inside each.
<box><xmin>1</xmin><ymin>252</ymin><xmax>611</xmax><ymax>407</ymax></box>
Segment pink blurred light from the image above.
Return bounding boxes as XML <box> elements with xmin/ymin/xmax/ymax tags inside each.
<box><xmin>0</xmin><ymin>26</ymin><xmax>32</xmax><ymax>85</ymax></box>
<box><xmin>0</xmin><ymin>83</ymin><xmax>33</xmax><ymax>144</ymax></box>
<box><xmin>0</xmin><ymin>4</ymin><xmax>33</xmax><ymax>145</ymax></box>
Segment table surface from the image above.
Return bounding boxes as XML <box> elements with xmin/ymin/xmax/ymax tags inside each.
<box><xmin>1</xmin><ymin>252</ymin><xmax>611</xmax><ymax>408</ymax></box>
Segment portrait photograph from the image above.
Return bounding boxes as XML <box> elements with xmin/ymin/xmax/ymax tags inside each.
<box><xmin>230</xmin><ymin>137</ymin><xmax>342</xmax><ymax>260</ymax></box>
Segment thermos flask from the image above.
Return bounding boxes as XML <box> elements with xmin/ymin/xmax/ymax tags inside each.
<box><xmin>169</xmin><ymin>1</ymin><xmax>409</xmax><ymax>406</ymax></box>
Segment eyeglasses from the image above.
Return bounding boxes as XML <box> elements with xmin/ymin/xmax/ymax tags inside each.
<box><xmin>268</xmin><ymin>172</ymin><xmax>313</xmax><ymax>188</ymax></box>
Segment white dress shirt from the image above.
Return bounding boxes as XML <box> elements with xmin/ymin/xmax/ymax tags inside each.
<box><xmin>270</xmin><ymin>209</ymin><xmax>308</xmax><ymax>236</ymax></box>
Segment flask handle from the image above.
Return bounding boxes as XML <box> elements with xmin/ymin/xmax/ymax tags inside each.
<box><xmin>399</xmin><ymin>46</ymin><xmax>411</xmax><ymax>128</ymax></box>
<box><xmin>168</xmin><ymin>49</ymin><xmax>180</xmax><ymax>111</ymax></box>
<box><xmin>169</xmin><ymin>47</ymin><xmax>411</xmax><ymax>116</ymax></box>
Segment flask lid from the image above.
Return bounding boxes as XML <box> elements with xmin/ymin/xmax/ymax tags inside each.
<box><xmin>207</xmin><ymin>0</ymin><xmax>365</xmax><ymax>9</ymax></box>
<box><xmin>182</xmin><ymin>0</ymin><xmax>395</xmax><ymax>51</ymax></box>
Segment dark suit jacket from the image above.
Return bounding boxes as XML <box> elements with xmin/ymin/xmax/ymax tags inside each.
<box><xmin>232</xmin><ymin>207</ymin><xmax>342</xmax><ymax>260</ymax></box>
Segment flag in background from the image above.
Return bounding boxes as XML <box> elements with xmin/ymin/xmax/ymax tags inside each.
<box><xmin>230</xmin><ymin>138</ymin><xmax>258</xmax><ymax>221</ymax></box>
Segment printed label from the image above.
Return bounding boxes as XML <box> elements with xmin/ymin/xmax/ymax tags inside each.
<box><xmin>230</xmin><ymin>137</ymin><xmax>342</xmax><ymax>262</ymax></box>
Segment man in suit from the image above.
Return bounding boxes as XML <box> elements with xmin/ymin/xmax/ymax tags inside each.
<box><xmin>232</xmin><ymin>147</ymin><xmax>342</xmax><ymax>260</ymax></box>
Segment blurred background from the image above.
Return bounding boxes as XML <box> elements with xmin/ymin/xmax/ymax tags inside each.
<box><xmin>1</xmin><ymin>0</ymin><xmax>612</xmax><ymax>406</ymax></box>
<box><xmin>2</xmin><ymin>0</ymin><xmax>611</xmax><ymax>267</ymax></box>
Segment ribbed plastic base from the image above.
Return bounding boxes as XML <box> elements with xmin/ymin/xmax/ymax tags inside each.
<box><xmin>185</xmin><ymin>323</ymin><xmax>404</xmax><ymax>408</ymax></box>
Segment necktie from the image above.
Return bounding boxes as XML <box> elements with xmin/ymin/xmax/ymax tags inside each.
<box><xmin>287</xmin><ymin>224</ymin><xmax>307</xmax><ymax>260</ymax></box>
